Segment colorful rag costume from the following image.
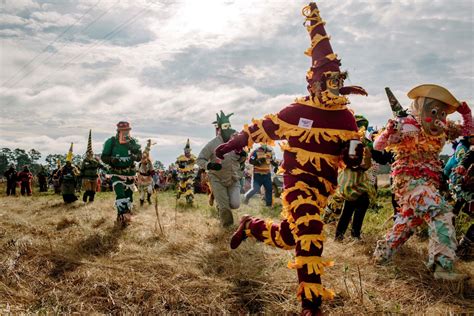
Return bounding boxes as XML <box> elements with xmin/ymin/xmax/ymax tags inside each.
<box><xmin>197</xmin><ymin>111</ymin><xmax>245</xmax><ymax>227</ymax></box>
<box><xmin>373</xmin><ymin>85</ymin><xmax>472</xmax><ymax>276</ymax></box>
<box><xmin>59</xmin><ymin>143</ymin><xmax>79</xmax><ymax>203</ymax></box>
<box><xmin>137</xmin><ymin>139</ymin><xmax>155</xmax><ymax>206</ymax></box>
<box><xmin>216</xmin><ymin>3</ymin><xmax>367</xmax><ymax>312</ymax></box>
<box><xmin>101</xmin><ymin>121</ymin><xmax>142</xmax><ymax>225</ymax></box>
<box><xmin>80</xmin><ymin>130</ymin><xmax>101</xmax><ymax>203</ymax></box>
<box><xmin>244</xmin><ymin>145</ymin><xmax>279</xmax><ymax>206</ymax></box>
<box><xmin>176</xmin><ymin>139</ymin><xmax>196</xmax><ymax>204</ymax></box>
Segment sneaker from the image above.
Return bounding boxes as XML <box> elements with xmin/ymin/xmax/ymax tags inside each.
<box><xmin>433</xmin><ymin>265</ymin><xmax>468</xmax><ymax>281</ymax></box>
<box><xmin>230</xmin><ymin>215</ymin><xmax>252</xmax><ymax>249</ymax></box>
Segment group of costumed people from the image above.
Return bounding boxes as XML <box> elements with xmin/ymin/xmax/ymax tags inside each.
<box><xmin>3</xmin><ymin>2</ymin><xmax>472</xmax><ymax>315</ymax></box>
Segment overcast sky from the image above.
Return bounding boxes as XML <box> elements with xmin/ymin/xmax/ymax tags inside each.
<box><xmin>1</xmin><ymin>0</ymin><xmax>472</xmax><ymax>165</ymax></box>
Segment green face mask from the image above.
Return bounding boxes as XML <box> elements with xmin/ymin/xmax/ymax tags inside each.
<box><xmin>220</xmin><ymin>127</ymin><xmax>236</xmax><ymax>142</ymax></box>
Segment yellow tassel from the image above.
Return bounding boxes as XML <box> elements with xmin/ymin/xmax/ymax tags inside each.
<box><xmin>280</xmin><ymin>143</ymin><xmax>339</xmax><ymax>172</ymax></box>
<box><xmin>297</xmin><ymin>234</ymin><xmax>326</xmax><ymax>251</ymax></box>
<box><xmin>294</xmin><ymin>213</ymin><xmax>324</xmax><ymax>227</ymax></box>
<box><xmin>288</xmin><ymin>256</ymin><xmax>334</xmax><ymax>275</ymax></box>
<box><xmin>243</xmin><ymin>117</ymin><xmax>276</xmax><ymax>148</ymax></box>
<box><xmin>267</xmin><ymin>114</ymin><xmax>358</xmax><ymax>144</ymax></box>
<box><xmin>304</xmin><ymin>34</ymin><xmax>330</xmax><ymax>56</ymax></box>
<box><xmin>297</xmin><ymin>282</ymin><xmax>335</xmax><ymax>301</ymax></box>
<box><xmin>294</xmin><ymin>96</ymin><xmax>348</xmax><ymax>111</ymax></box>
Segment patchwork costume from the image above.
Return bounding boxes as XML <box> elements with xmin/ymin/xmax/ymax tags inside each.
<box><xmin>373</xmin><ymin>85</ymin><xmax>472</xmax><ymax>279</ymax></box>
<box><xmin>101</xmin><ymin>121</ymin><xmax>142</xmax><ymax>226</ymax></box>
<box><xmin>216</xmin><ymin>3</ymin><xmax>367</xmax><ymax>313</ymax></box>
<box><xmin>197</xmin><ymin>111</ymin><xmax>245</xmax><ymax>227</ymax></box>
<box><xmin>80</xmin><ymin>130</ymin><xmax>101</xmax><ymax>203</ymax></box>
<box><xmin>137</xmin><ymin>139</ymin><xmax>155</xmax><ymax>206</ymax></box>
<box><xmin>176</xmin><ymin>139</ymin><xmax>196</xmax><ymax>205</ymax></box>
<box><xmin>18</xmin><ymin>165</ymin><xmax>33</xmax><ymax>196</ymax></box>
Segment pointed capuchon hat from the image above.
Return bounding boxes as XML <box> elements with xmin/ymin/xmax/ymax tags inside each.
<box><xmin>302</xmin><ymin>2</ymin><xmax>367</xmax><ymax>97</ymax></box>
<box><xmin>184</xmin><ymin>138</ymin><xmax>191</xmax><ymax>150</ymax></box>
<box><xmin>215</xmin><ymin>111</ymin><xmax>233</xmax><ymax>128</ymax></box>
<box><xmin>66</xmin><ymin>142</ymin><xmax>74</xmax><ymax>162</ymax></box>
<box><xmin>86</xmin><ymin>130</ymin><xmax>93</xmax><ymax>156</ymax></box>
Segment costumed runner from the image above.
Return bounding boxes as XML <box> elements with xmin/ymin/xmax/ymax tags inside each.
<box><xmin>80</xmin><ymin>130</ymin><xmax>102</xmax><ymax>203</ymax></box>
<box><xmin>176</xmin><ymin>139</ymin><xmax>196</xmax><ymax>205</ymax></box>
<box><xmin>59</xmin><ymin>143</ymin><xmax>80</xmax><ymax>203</ymax></box>
<box><xmin>101</xmin><ymin>121</ymin><xmax>142</xmax><ymax>226</ymax></box>
<box><xmin>215</xmin><ymin>3</ymin><xmax>367</xmax><ymax>314</ymax></box>
<box><xmin>51</xmin><ymin>159</ymin><xmax>62</xmax><ymax>194</ymax></box>
<box><xmin>244</xmin><ymin>144</ymin><xmax>279</xmax><ymax>207</ymax></box>
<box><xmin>197</xmin><ymin>111</ymin><xmax>247</xmax><ymax>227</ymax></box>
<box><xmin>137</xmin><ymin>139</ymin><xmax>155</xmax><ymax>206</ymax></box>
<box><xmin>372</xmin><ymin>85</ymin><xmax>472</xmax><ymax>280</ymax></box>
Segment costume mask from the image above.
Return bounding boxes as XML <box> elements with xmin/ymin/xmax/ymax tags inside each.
<box><xmin>220</xmin><ymin>124</ymin><xmax>236</xmax><ymax>142</ymax></box>
<box><xmin>118</xmin><ymin>129</ymin><xmax>130</xmax><ymax>144</ymax></box>
<box><xmin>413</xmin><ymin>97</ymin><xmax>448</xmax><ymax>136</ymax></box>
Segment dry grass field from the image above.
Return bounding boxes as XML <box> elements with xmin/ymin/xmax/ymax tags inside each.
<box><xmin>0</xmin><ymin>186</ymin><xmax>473</xmax><ymax>315</ymax></box>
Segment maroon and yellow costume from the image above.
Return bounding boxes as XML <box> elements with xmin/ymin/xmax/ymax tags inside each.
<box><xmin>216</xmin><ymin>2</ymin><xmax>366</xmax><ymax>313</ymax></box>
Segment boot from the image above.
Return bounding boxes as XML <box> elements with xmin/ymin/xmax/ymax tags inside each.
<box><xmin>82</xmin><ymin>192</ymin><xmax>88</xmax><ymax>203</ymax></box>
<box><xmin>140</xmin><ymin>199</ymin><xmax>144</xmax><ymax>207</ymax></box>
<box><xmin>301</xmin><ymin>308</ymin><xmax>323</xmax><ymax>316</ymax></box>
<box><xmin>89</xmin><ymin>192</ymin><xmax>95</xmax><ymax>203</ymax></box>
<box><xmin>433</xmin><ymin>264</ymin><xmax>468</xmax><ymax>281</ymax></box>
<box><xmin>230</xmin><ymin>215</ymin><xmax>252</xmax><ymax>249</ymax></box>
<box><xmin>147</xmin><ymin>193</ymin><xmax>152</xmax><ymax>205</ymax></box>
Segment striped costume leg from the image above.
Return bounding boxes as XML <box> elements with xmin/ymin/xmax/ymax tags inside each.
<box><xmin>245</xmin><ymin>175</ymin><xmax>334</xmax><ymax>309</ymax></box>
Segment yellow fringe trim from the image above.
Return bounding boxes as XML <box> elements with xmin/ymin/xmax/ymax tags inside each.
<box><xmin>267</xmin><ymin>114</ymin><xmax>358</xmax><ymax>144</ymax></box>
<box><xmin>294</xmin><ymin>213</ymin><xmax>324</xmax><ymax>227</ymax></box>
<box><xmin>298</xmin><ymin>234</ymin><xmax>326</xmax><ymax>251</ymax></box>
<box><xmin>288</xmin><ymin>168</ymin><xmax>336</xmax><ymax>194</ymax></box>
<box><xmin>297</xmin><ymin>282</ymin><xmax>335</xmax><ymax>301</ymax></box>
<box><xmin>304</xmin><ymin>34</ymin><xmax>330</xmax><ymax>56</ymax></box>
<box><xmin>280</xmin><ymin>143</ymin><xmax>339</xmax><ymax>172</ymax></box>
<box><xmin>288</xmin><ymin>256</ymin><xmax>334</xmax><ymax>275</ymax></box>
<box><xmin>259</xmin><ymin>220</ymin><xmax>294</xmax><ymax>250</ymax></box>
<box><xmin>306</xmin><ymin>20</ymin><xmax>325</xmax><ymax>33</ymax></box>
<box><xmin>295</xmin><ymin>96</ymin><xmax>348</xmax><ymax>111</ymax></box>
<box><xmin>243</xmin><ymin>117</ymin><xmax>276</xmax><ymax>148</ymax></box>
<box><xmin>289</xmin><ymin>195</ymin><xmax>327</xmax><ymax>214</ymax></box>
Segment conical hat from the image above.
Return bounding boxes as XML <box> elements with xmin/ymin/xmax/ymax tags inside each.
<box><xmin>66</xmin><ymin>143</ymin><xmax>74</xmax><ymax>162</ymax></box>
<box><xmin>86</xmin><ymin>130</ymin><xmax>93</xmax><ymax>156</ymax></box>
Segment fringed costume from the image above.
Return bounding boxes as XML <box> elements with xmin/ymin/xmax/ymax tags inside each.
<box><xmin>80</xmin><ymin>130</ymin><xmax>101</xmax><ymax>203</ymax></box>
<box><xmin>373</xmin><ymin>85</ymin><xmax>472</xmax><ymax>280</ymax></box>
<box><xmin>216</xmin><ymin>3</ymin><xmax>367</xmax><ymax>313</ymax></box>
<box><xmin>138</xmin><ymin>139</ymin><xmax>155</xmax><ymax>206</ymax></box>
<box><xmin>59</xmin><ymin>143</ymin><xmax>79</xmax><ymax>203</ymax></box>
<box><xmin>101</xmin><ymin>121</ymin><xmax>142</xmax><ymax>226</ymax></box>
<box><xmin>176</xmin><ymin>139</ymin><xmax>196</xmax><ymax>205</ymax></box>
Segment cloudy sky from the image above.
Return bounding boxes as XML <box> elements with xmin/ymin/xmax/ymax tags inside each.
<box><xmin>1</xmin><ymin>0</ymin><xmax>472</xmax><ymax>165</ymax></box>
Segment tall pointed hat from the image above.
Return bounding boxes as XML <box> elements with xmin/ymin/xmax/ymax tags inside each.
<box><xmin>184</xmin><ymin>138</ymin><xmax>191</xmax><ymax>150</ymax></box>
<box><xmin>66</xmin><ymin>142</ymin><xmax>74</xmax><ymax>162</ymax></box>
<box><xmin>86</xmin><ymin>130</ymin><xmax>93</xmax><ymax>156</ymax></box>
<box><xmin>302</xmin><ymin>2</ymin><xmax>367</xmax><ymax>104</ymax></box>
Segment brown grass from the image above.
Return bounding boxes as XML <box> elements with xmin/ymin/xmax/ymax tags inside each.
<box><xmin>0</xmin><ymin>190</ymin><xmax>472</xmax><ymax>315</ymax></box>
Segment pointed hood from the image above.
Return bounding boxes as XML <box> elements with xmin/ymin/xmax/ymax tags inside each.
<box><xmin>86</xmin><ymin>130</ymin><xmax>93</xmax><ymax>156</ymax></box>
<box><xmin>302</xmin><ymin>2</ymin><xmax>367</xmax><ymax>105</ymax></box>
<box><xmin>184</xmin><ymin>138</ymin><xmax>191</xmax><ymax>150</ymax></box>
<box><xmin>66</xmin><ymin>142</ymin><xmax>74</xmax><ymax>162</ymax></box>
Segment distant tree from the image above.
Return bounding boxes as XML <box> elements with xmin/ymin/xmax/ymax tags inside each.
<box><xmin>13</xmin><ymin>148</ymin><xmax>31</xmax><ymax>168</ymax></box>
<box><xmin>72</xmin><ymin>154</ymin><xmax>82</xmax><ymax>166</ymax></box>
<box><xmin>28</xmin><ymin>149</ymin><xmax>41</xmax><ymax>163</ymax></box>
<box><xmin>154</xmin><ymin>160</ymin><xmax>165</xmax><ymax>170</ymax></box>
<box><xmin>0</xmin><ymin>148</ymin><xmax>15</xmax><ymax>175</ymax></box>
<box><xmin>45</xmin><ymin>154</ymin><xmax>66</xmax><ymax>170</ymax></box>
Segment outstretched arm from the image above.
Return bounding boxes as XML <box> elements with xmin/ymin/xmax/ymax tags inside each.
<box><xmin>216</xmin><ymin>114</ymin><xmax>283</xmax><ymax>159</ymax></box>
<box><xmin>373</xmin><ymin>119</ymin><xmax>400</xmax><ymax>151</ymax></box>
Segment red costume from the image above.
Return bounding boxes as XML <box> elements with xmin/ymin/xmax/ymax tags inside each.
<box><xmin>216</xmin><ymin>2</ymin><xmax>366</xmax><ymax>313</ymax></box>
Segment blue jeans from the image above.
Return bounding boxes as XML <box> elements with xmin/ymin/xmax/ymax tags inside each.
<box><xmin>244</xmin><ymin>173</ymin><xmax>272</xmax><ymax>206</ymax></box>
